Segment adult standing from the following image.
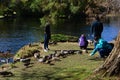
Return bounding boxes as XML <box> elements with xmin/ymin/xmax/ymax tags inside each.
<box><xmin>91</xmin><ymin>15</ymin><xmax>103</xmax><ymax>40</ymax></box>
<box><xmin>91</xmin><ymin>15</ymin><xmax>103</xmax><ymax>47</ymax></box>
<box><xmin>44</xmin><ymin>22</ymin><xmax>51</xmax><ymax>52</ymax></box>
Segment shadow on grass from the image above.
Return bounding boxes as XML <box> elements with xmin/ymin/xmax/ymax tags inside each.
<box><xmin>20</xmin><ymin>67</ymin><xmax>88</xmax><ymax>80</ymax></box>
<box><xmin>87</xmin><ymin>48</ymin><xmax>93</xmax><ymax>50</ymax></box>
<box><xmin>88</xmin><ymin>57</ymin><xmax>105</xmax><ymax>61</ymax></box>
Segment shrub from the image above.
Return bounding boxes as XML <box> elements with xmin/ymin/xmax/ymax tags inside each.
<box><xmin>50</xmin><ymin>34</ymin><xmax>78</xmax><ymax>42</ymax></box>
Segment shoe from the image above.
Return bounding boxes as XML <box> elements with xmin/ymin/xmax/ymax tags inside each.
<box><xmin>46</xmin><ymin>48</ymin><xmax>50</xmax><ymax>50</ymax></box>
<box><xmin>44</xmin><ymin>49</ymin><xmax>48</xmax><ymax>52</ymax></box>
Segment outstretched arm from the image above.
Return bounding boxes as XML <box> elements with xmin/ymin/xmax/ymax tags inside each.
<box><xmin>90</xmin><ymin>48</ymin><xmax>97</xmax><ymax>56</ymax></box>
<box><xmin>90</xmin><ymin>44</ymin><xmax>99</xmax><ymax>56</ymax></box>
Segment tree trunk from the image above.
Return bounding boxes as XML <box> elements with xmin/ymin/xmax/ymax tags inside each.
<box><xmin>95</xmin><ymin>31</ymin><xmax>120</xmax><ymax>77</ymax></box>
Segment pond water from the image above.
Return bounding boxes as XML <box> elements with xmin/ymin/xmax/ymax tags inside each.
<box><xmin>0</xmin><ymin>16</ymin><xmax>120</xmax><ymax>53</ymax></box>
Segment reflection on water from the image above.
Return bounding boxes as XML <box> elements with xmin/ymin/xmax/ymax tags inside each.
<box><xmin>0</xmin><ymin>18</ymin><xmax>43</xmax><ymax>53</ymax></box>
<box><xmin>0</xmin><ymin>16</ymin><xmax>120</xmax><ymax>53</ymax></box>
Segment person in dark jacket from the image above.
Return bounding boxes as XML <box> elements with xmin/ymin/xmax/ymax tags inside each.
<box><xmin>44</xmin><ymin>22</ymin><xmax>51</xmax><ymax>52</ymax></box>
<box><xmin>91</xmin><ymin>15</ymin><xmax>103</xmax><ymax>48</ymax></box>
<box><xmin>78</xmin><ymin>34</ymin><xmax>88</xmax><ymax>50</ymax></box>
<box><xmin>91</xmin><ymin>16</ymin><xmax>103</xmax><ymax>39</ymax></box>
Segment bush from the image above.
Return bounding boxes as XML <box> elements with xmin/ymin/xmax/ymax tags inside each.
<box><xmin>50</xmin><ymin>34</ymin><xmax>78</xmax><ymax>42</ymax></box>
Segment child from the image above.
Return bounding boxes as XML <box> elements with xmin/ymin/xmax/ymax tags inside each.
<box><xmin>78</xmin><ymin>34</ymin><xmax>88</xmax><ymax>50</ymax></box>
<box><xmin>90</xmin><ymin>38</ymin><xmax>114</xmax><ymax>58</ymax></box>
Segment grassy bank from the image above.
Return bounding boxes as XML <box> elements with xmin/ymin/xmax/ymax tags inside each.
<box><xmin>0</xmin><ymin>42</ymin><xmax>117</xmax><ymax>80</ymax></box>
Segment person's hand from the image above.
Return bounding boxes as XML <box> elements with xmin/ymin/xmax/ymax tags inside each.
<box><xmin>89</xmin><ymin>54</ymin><xmax>92</xmax><ymax>56</ymax></box>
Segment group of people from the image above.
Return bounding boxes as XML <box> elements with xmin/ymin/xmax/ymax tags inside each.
<box><xmin>43</xmin><ymin>15</ymin><xmax>114</xmax><ymax>58</ymax></box>
<box><xmin>78</xmin><ymin>15</ymin><xmax>114</xmax><ymax>58</ymax></box>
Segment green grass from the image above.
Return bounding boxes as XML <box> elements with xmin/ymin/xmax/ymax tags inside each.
<box><xmin>0</xmin><ymin>42</ymin><xmax>118</xmax><ymax>80</ymax></box>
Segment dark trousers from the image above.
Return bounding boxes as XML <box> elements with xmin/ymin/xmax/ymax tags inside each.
<box><xmin>99</xmin><ymin>49</ymin><xmax>111</xmax><ymax>58</ymax></box>
<box><xmin>80</xmin><ymin>46</ymin><xmax>87</xmax><ymax>49</ymax></box>
<box><xmin>99</xmin><ymin>43</ymin><xmax>114</xmax><ymax>58</ymax></box>
<box><xmin>93</xmin><ymin>33</ymin><xmax>101</xmax><ymax>48</ymax></box>
<box><xmin>44</xmin><ymin>34</ymin><xmax>49</xmax><ymax>49</ymax></box>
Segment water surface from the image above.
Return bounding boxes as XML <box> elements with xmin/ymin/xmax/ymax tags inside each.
<box><xmin>0</xmin><ymin>16</ymin><xmax>120</xmax><ymax>53</ymax></box>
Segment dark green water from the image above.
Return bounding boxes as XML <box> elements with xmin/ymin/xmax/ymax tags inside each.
<box><xmin>0</xmin><ymin>16</ymin><xmax>120</xmax><ymax>53</ymax></box>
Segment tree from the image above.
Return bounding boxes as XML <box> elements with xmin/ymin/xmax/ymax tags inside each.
<box><xmin>95</xmin><ymin>31</ymin><xmax>120</xmax><ymax>77</ymax></box>
<box><xmin>107</xmin><ymin>0</ymin><xmax>120</xmax><ymax>13</ymax></box>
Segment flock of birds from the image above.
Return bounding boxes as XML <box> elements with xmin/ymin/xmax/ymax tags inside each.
<box><xmin>0</xmin><ymin>50</ymin><xmax>14</xmax><ymax>63</ymax></box>
<box><xmin>37</xmin><ymin>50</ymin><xmax>82</xmax><ymax>64</ymax></box>
<box><xmin>0</xmin><ymin>39</ymin><xmax>93</xmax><ymax>77</ymax></box>
<box><xmin>14</xmin><ymin>49</ymin><xmax>83</xmax><ymax>68</ymax></box>
<box><xmin>14</xmin><ymin>39</ymin><xmax>94</xmax><ymax>68</ymax></box>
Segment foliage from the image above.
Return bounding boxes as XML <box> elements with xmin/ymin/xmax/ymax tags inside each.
<box><xmin>40</xmin><ymin>16</ymin><xmax>48</xmax><ymax>27</ymax></box>
<box><xmin>30</xmin><ymin>0</ymin><xmax>42</xmax><ymax>12</ymax></box>
<box><xmin>0</xmin><ymin>0</ymin><xmax>109</xmax><ymax>24</ymax></box>
<box><xmin>50</xmin><ymin>34</ymin><xmax>78</xmax><ymax>42</ymax></box>
<box><xmin>70</xmin><ymin>6</ymin><xmax>80</xmax><ymax>14</ymax></box>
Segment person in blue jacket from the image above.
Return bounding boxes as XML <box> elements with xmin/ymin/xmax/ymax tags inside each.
<box><xmin>90</xmin><ymin>38</ymin><xmax>114</xmax><ymax>58</ymax></box>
